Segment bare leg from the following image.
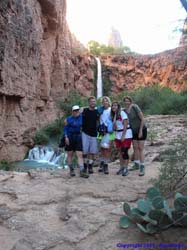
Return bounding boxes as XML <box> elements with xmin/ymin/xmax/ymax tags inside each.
<box><xmin>67</xmin><ymin>151</ymin><xmax>73</xmax><ymax>166</ymax></box>
<box><xmin>132</xmin><ymin>140</ymin><xmax>140</xmax><ymax>161</ymax></box>
<box><xmin>75</xmin><ymin>151</ymin><xmax>83</xmax><ymax>167</ymax></box>
<box><xmin>138</xmin><ymin>140</ymin><xmax>145</xmax><ymax>164</ymax></box>
<box><xmin>67</xmin><ymin>151</ymin><xmax>76</xmax><ymax>177</ymax></box>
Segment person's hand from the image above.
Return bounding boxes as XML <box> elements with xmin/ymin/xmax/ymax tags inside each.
<box><xmin>138</xmin><ymin>130</ymin><xmax>143</xmax><ymax>138</ymax></box>
<box><xmin>120</xmin><ymin>134</ymin><xmax>124</xmax><ymax>142</ymax></box>
<box><xmin>65</xmin><ymin>137</ymin><xmax>69</xmax><ymax>145</ymax></box>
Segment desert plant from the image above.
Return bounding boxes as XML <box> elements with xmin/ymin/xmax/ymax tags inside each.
<box><xmin>119</xmin><ymin>187</ymin><xmax>187</xmax><ymax>234</ymax></box>
<box><xmin>0</xmin><ymin>160</ymin><xmax>13</xmax><ymax>171</ymax></box>
<box><xmin>152</xmin><ymin>139</ymin><xmax>187</xmax><ymax>196</ymax></box>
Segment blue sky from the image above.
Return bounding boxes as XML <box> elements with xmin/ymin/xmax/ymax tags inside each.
<box><xmin>67</xmin><ymin>0</ymin><xmax>187</xmax><ymax>54</ymax></box>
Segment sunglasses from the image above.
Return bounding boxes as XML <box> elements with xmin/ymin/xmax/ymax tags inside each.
<box><xmin>73</xmin><ymin>109</ymin><xmax>80</xmax><ymax>112</ymax></box>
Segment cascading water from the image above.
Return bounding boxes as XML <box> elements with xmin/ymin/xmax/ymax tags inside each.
<box><xmin>13</xmin><ymin>146</ymin><xmax>67</xmax><ymax>170</ymax></box>
<box><xmin>95</xmin><ymin>57</ymin><xmax>103</xmax><ymax>99</ymax></box>
<box><xmin>27</xmin><ymin>146</ymin><xmax>64</xmax><ymax>165</ymax></box>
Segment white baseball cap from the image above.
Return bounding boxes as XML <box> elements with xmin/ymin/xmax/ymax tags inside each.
<box><xmin>72</xmin><ymin>105</ymin><xmax>80</xmax><ymax>111</ymax></box>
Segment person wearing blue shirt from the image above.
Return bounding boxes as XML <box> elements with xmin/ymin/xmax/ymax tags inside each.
<box><xmin>64</xmin><ymin>105</ymin><xmax>89</xmax><ymax>178</ymax></box>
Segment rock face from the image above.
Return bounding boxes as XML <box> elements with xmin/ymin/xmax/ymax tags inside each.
<box><xmin>107</xmin><ymin>27</ymin><xmax>123</xmax><ymax>48</ymax></box>
<box><xmin>101</xmin><ymin>46</ymin><xmax>187</xmax><ymax>95</ymax></box>
<box><xmin>0</xmin><ymin>0</ymin><xmax>94</xmax><ymax>161</ymax></box>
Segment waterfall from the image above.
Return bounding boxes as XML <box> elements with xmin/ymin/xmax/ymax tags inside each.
<box><xmin>95</xmin><ymin>57</ymin><xmax>103</xmax><ymax>99</ymax></box>
<box><xmin>24</xmin><ymin>146</ymin><xmax>67</xmax><ymax>168</ymax></box>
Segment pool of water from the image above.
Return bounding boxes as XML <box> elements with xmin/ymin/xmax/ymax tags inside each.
<box><xmin>12</xmin><ymin>159</ymin><xmax>68</xmax><ymax>171</ymax></box>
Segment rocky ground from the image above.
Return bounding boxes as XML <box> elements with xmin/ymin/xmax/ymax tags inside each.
<box><xmin>0</xmin><ymin>115</ymin><xmax>187</xmax><ymax>250</ymax></box>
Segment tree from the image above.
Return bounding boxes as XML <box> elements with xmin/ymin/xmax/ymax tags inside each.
<box><xmin>87</xmin><ymin>40</ymin><xmax>101</xmax><ymax>55</ymax></box>
<box><xmin>87</xmin><ymin>40</ymin><xmax>133</xmax><ymax>55</ymax></box>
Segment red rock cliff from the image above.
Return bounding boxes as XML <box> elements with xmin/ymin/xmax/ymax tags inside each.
<box><xmin>100</xmin><ymin>46</ymin><xmax>187</xmax><ymax>94</ymax></box>
<box><xmin>0</xmin><ymin>0</ymin><xmax>94</xmax><ymax>161</ymax></box>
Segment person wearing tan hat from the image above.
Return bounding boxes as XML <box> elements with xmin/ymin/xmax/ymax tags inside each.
<box><xmin>63</xmin><ymin>105</ymin><xmax>89</xmax><ymax>178</ymax></box>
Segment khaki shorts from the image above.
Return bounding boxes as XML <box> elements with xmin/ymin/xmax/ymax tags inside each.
<box><xmin>82</xmin><ymin>132</ymin><xmax>98</xmax><ymax>154</ymax></box>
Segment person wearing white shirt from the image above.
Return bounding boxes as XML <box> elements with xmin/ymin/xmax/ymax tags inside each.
<box><xmin>97</xmin><ymin>96</ymin><xmax>113</xmax><ymax>174</ymax></box>
<box><xmin>111</xmin><ymin>101</ymin><xmax>132</xmax><ymax>176</ymax></box>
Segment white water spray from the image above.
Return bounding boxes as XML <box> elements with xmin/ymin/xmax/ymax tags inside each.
<box><xmin>26</xmin><ymin>146</ymin><xmax>67</xmax><ymax>168</ymax></box>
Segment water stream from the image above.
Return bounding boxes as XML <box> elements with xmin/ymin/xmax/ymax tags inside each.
<box><xmin>95</xmin><ymin>57</ymin><xmax>103</xmax><ymax>99</ymax></box>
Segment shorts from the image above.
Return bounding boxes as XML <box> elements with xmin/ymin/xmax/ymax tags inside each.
<box><xmin>114</xmin><ymin>138</ymin><xmax>132</xmax><ymax>149</ymax></box>
<box><xmin>82</xmin><ymin>132</ymin><xmax>98</xmax><ymax>154</ymax></box>
<box><xmin>132</xmin><ymin>126</ymin><xmax>147</xmax><ymax>140</ymax></box>
<box><xmin>65</xmin><ymin>134</ymin><xmax>82</xmax><ymax>152</ymax></box>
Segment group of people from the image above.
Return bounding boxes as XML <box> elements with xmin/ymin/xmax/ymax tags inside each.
<box><xmin>61</xmin><ymin>95</ymin><xmax>147</xmax><ymax>178</ymax></box>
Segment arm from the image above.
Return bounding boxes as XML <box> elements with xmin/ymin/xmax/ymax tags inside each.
<box><xmin>137</xmin><ymin>111</ymin><xmax>145</xmax><ymax>138</ymax></box>
<box><xmin>121</xmin><ymin>119</ymin><xmax>128</xmax><ymax>141</ymax></box>
<box><xmin>63</xmin><ymin>119</ymin><xmax>69</xmax><ymax>145</ymax></box>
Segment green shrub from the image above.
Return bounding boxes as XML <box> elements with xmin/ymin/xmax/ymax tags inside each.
<box><xmin>34</xmin><ymin>118</ymin><xmax>64</xmax><ymax>145</ymax></box>
<box><xmin>87</xmin><ymin>40</ymin><xmax>132</xmax><ymax>55</ymax></box>
<box><xmin>0</xmin><ymin>160</ymin><xmax>13</xmax><ymax>171</ymax></box>
<box><xmin>114</xmin><ymin>85</ymin><xmax>187</xmax><ymax>115</ymax></box>
<box><xmin>34</xmin><ymin>130</ymin><xmax>49</xmax><ymax>145</ymax></box>
<box><xmin>151</xmin><ymin>139</ymin><xmax>187</xmax><ymax>196</ymax></box>
<box><xmin>57</xmin><ymin>90</ymin><xmax>87</xmax><ymax>115</ymax></box>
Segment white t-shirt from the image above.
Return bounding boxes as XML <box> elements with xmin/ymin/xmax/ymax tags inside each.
<box><xmin>114</xmin><ymin>110</ymin><xmax>132</xmax><ymax>140</ymax></box>
<box><xmin>100</xmin><ymin>107</ymin><xmax>111</xmax><ymax>126</ymax></box>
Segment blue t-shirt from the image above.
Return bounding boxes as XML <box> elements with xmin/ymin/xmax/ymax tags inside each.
<box><xmin>64</xmin><ymin>114</ymin><xmax>82</xmax><ymax>137</ymax></box>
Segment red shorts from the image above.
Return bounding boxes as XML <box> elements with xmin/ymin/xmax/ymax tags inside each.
<box><xmin>114</xmin><ymin>138</ymin><xmax>132</xmax><ymax>149</ymax></box>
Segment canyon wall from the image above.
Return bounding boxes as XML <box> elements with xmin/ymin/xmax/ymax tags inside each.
<box><xmin>0</xmin><ymin>0</ymin><xmax>94</xmax><ymax>161</ymax></box>
<box><xmin>101</xmin><ymin>46</ymin><xmax>187</xmax><ymax>95</ymax></box>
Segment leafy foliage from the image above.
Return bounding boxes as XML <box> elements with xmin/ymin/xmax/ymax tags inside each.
<box><xmin>87</xmin><ymin>40</ymin><xmax>132</xmax><ymax>55</ymax></box>
<box><xmin>151</xmin><ymin>139</ymin><xmax>187</xmax><ymax>196</ymax></box>
<box><xmin>120</xmin><ymin>187</ymin><xmax>187</xmax><ymax>234</ymax></box>
<box><xmin>0</xmin><ymin>160</ymin><xmax>13</xmax><ymax>171</ymax></box>
<box><xmin>114</xmin><ymin>85</ymin><xmax>187</xmax><ymax>115</ymax></box>
<box><xmin>34</xmin><ymin>118</ymin><xmax>64</xmax><ymax>145</ymax></box>
<box><xmin>57</xmin><ymin>90</ymin><xmax>87</xmax><ymax>116</ymax></box>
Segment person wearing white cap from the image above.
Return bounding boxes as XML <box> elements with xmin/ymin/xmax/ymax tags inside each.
<box><xmin>63</xmin><ymin>105</ymin><xmax>89</xmax><ymax>178</ymax></box>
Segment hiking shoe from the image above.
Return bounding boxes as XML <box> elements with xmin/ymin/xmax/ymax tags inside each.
<box><xmin>69</xmin><ymin>168</ymin><xmax>76</xmax><ymax>177</ymax></box>
<box><xmin>80</xmin><ymin>170</ymin><xmax>89</xmax><ymax>178</ymax></box>
<box><xmin>103</xmin><ymin>164</ymin><xmax>109</xmax><ymax>174</ymax></box>
<box><xmin>98</xmin><ymin>161</ymin><xmax>104</xmax><ymax>172</ymax></box>
<box><xmin>88</xmin><ymin>164</ymin><xmax>94</xmax><ymax>174</ymax></box>
<box><xmin>139</xmin><ymin>165</ymin><xmax>145</xmax><ymax>176</ymax></box>
<box><xmin>122</xmin><ymin>168</ymin><xmax>129</xmax><ymax>176</ymax></box>
<box><xmin>129</xmin><ymin>162</ymin><xmax>139</xmax><ymax>171</ymax></box>
<box><xmin>116</xmin><ymin>168</ymin><xmax>124</xmax><ymax>175</ymax></box>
